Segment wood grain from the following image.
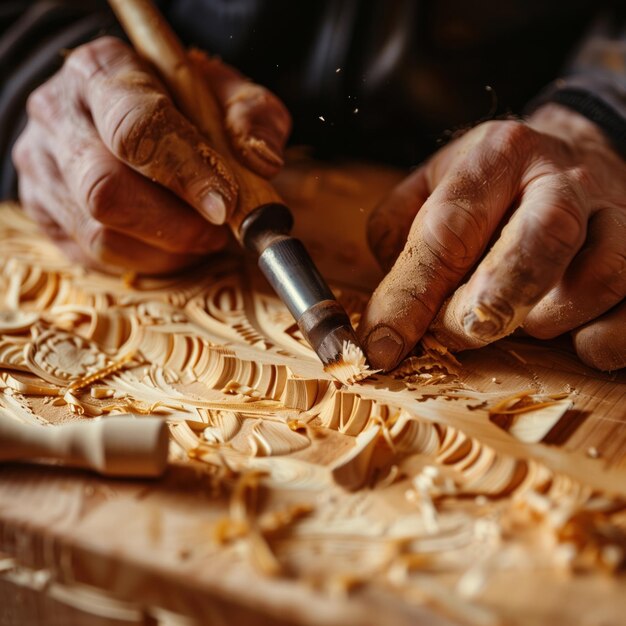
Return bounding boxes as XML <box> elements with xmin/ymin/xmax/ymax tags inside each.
<box><xmin>0</xmin><ymin>156</ymin><xmax>624</xmax><ymax>626</ymax></box>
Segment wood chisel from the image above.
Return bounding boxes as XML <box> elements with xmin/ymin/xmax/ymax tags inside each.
<box><xmin>107</xmin><ymin>0</ymin><xmax>370</xmax><ymax>381</ymax></box>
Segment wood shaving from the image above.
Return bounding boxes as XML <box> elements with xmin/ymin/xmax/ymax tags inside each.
<box><xmin>324</xmin><ymin>340</ymin><xmax>378</xmax><ymax>385</ymax></box>
<box><xmin>0</xmin><ymin>203</ymin><xmax>625</xmax><ymax>624</ymax></box>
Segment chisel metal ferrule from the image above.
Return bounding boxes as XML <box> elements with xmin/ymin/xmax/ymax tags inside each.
<box><xmin>241</xmin><ymin>204</ymin><xmax>360</xmax><ymax>365</ymax></box>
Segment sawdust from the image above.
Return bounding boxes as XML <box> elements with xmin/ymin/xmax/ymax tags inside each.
<box><xmin>1</xmin><ymin>200</ymin><xmax>626</xmax><ymax>624</ymax></box>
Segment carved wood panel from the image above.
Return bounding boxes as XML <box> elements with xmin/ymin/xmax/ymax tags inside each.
<box><xmin>0</xmin><ymin>158</ymin><xmax>624</xmax><ymax>625</ymax></box>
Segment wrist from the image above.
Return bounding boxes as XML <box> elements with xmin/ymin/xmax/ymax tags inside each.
<box><xmin>527</xmin><ymin>103</ymin><xmax>612</xmax><ymax>153</ymax></box>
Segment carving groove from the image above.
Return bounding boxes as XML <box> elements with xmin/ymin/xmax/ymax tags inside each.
<box><xmin>0</xmin><ymin>201</ymin><xmax>625</xmax><ymax>625</ymax></box>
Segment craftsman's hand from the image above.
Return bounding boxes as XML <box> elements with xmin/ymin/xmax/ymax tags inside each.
<box><xmin>13</xmin><ymin>36</ymin><xmax>291</xmax><ymax>274</ymax></box>
<box><xmin>360</xmin><ymin>104</ymin><xmax>626</xmax><ymax>372</ymax></box>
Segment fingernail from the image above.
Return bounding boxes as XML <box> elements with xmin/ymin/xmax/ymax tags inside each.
<box><xmin>363</xmin><ymin>325</ymin><xmax>405</xmax><ymax>371</ymax></box>
<box><xmin>246</xmin><ymin>135</ymin><xmax>284</xmax><ymax>168</ymax></box>
<box><xmin>463</xmin><ymin>298</ymin><xmax>515</xmax><ymax>340</ymax></box>
<box><xmin>199</xmin><ymin>191</ymin><xmax>227</xmax><ymax>225</ymax></box>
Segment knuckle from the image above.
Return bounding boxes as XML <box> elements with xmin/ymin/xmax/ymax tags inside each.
<box><xmin>229</xmin><ymin>84</ymin><xmax>291</xmax><ymax>129</ymax></box>
<box><xmin>84</xmin><ymin>222</ymin><xmax>107</xmax><ymax>254</ymax></box>
<box><xmin>251</xmin><ymin>86</ymin><xmax>274</xmax><ymax>109</ymax></box>
<box><xmin>567</xmin><ymin>165</ymin><xmax>595</xmax><ymax>191</ymax></box>
<box><xmin>11</xmin><ymin>134</ymin><xmax>31</xmax><ymax>171</ymax></box>
<box><xmin>398</xmin><ymin>281</ymin><xmax>439</xmax><ymax>319</ymax></box>
<box><xmin>528</xmin><ymin>195</ymin><xmax>586</xmax><ymax>263</ymax></box>
<box><xmin>483</xmin><ymin>120</ymin><xmax>536</xmax><ymax>166</ymax></box>
<box><xmin>423</xmin><ymin>200</ymin><xmax>488</xmax><ymax>272</ymax></box>
<box><xmin>81</xmin><ymin>167</ymin><xmax>120</xmax><ymax>222</ymax></box>
<box><xmin>65</xmin><ymin>36</ymin><xmax>131</xmax><ymax>81</ymax></box>
<box><xmin>589</xmin><ymin>249</ymin><xmax>626</xmax><ymax>302</ymax></box>
<box><xmin>25</xmin><ymin>86</ymin><xmax>45</xmax><ymax>118</ymax></box>
<box><xmin>229</xmin><ymin>83</ymin><xmax>270</xmax><ymax>109</ymax></box>
<box><xmin>108</xmin><ymin>94</ymin><xmax>170</xmax><ymax>163</ymax></box>
<box><xmin>61</xmin><ymin>37</ymin><xmax>136</xmax><ymax>90</ymax></box>
<box><xmin>488</xmin><ymin>119</ymin><xmax>535</xmax><ymax>147</ymax></box>
<box><xmin>535</xmin><ymin>216</ymin><xmax>582</xmax><ymax>263</ymax></box>
<box><xmin>258</xmin><ymin>88</ymin><xmax>291</xmax><ymax>122</ymax></box>
<box><xmin>574</xmin><ymin>326</ymin><xmax>625</xmax><ymax>371</ymax></box>
<box><xmin>65</xmin><ymin>41</ymin><xmax>100</xmax><ymax>76</ymax></box>
<box><xmin>89</xmin><ymin>35</ymin><xmax>130</xmax><ymax>54</ymax></box>
<box><xmin>25</xmin><ymin>81</ymin><xmax>59</xmax><ymax>122</ymax></box>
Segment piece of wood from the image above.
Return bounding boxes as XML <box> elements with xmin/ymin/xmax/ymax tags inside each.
<box><xmin>1</xmin><ymin>157</ymin><xmax>625</xmax><ymax>626</ymax></box>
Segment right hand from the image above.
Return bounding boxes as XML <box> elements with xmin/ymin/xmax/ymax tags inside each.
<box><xmin>13</xmin><ymin>36</ymin><xmax>291</xmax><ymax>274</ymax></box>
<box><xmin>359</xmin><ymin>108</ymin><xmax>626</xmax><ymax>372</ymax></box>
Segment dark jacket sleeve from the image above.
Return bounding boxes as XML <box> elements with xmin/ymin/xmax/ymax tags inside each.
<box><xmin>528</xmin><ymin>8</ymin><xmax>626</xmax><ymax>159</ymax></box>
<box><xmin>0</xmin><ymin>1</ymin><xmax>118</xmax><ymax>199</ymax></box>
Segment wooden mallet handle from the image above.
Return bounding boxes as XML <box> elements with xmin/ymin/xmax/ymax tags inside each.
<box><xmin>107</xmin><ymin>0</ymin><xmax>283</xmax><ymax>239</ymax></box>
<box><xmin>0</xmin><ymin>416</ymin><xmax>169</xmax><ymax>477</ymax></box>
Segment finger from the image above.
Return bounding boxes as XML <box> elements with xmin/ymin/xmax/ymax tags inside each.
<box><xmin>63</xmin><ymin>37</ymin><xmax>237</xmax><ymax>224</ymax></box>
<box><xmin>359</xmin><ymin>121</ymin><xmax>530</xmax><ymax>370</ymax></box>
<box><xmin>21</xmin><ymin>198</ymin><xmax>91</xmax><ymax>266</ymax></box>
<box><xmin>77</xmin><ymin>146</ymin><xmax>230</xmax><ymax>254</ymax></box>
<box><xmin>428</xmin><ymin>285</ymin><xmax>488</xmax><ymax>352</ymax></box>
<box><xmin>523</xmin><ymin>207</ymin><xmax>626</xmax><ymax>338</ymax></box>
<box><xmin>441</xmin><ymin>172</ymin><xmax>589</xmax><ymax>350</ymax></box>
<box><xmin>86</xmin><ymin>229</ymin><xmax>205</xmax><ymax>275</ymax></box>
<box><xmin>20</xmin><ymin>197</ymin><xmax>66</xmax><ymax>242</ymax></box>
<box><xmin>16</xmin><ymin>129</ymin><xmax>203</xmax><ymax>275</ymax></box>
<box><xmin>191</xmin><ymin>51</ymin><xmax>291</xmax><ymax>178</ymax></box>
<box><xmin>56</xmin><ymin>199</ymin><xmax>204</xmax><ymax>275</ymax></box>
<box><xmin>50</xmin><ymin>118</ymin><xmax>229</xmax><ymax>254</ymax></box>
<box><xmin>25</xmin><ymin>71</ymin><xmax>230</xmax><ymax>255</ymax></box>
<box><xmin>572</xmin><ymin>300</ymin><xmax>626</xmax><ymax>371</ymax></box>
<box><xmin>15</xmin><ymin>138</ymin><xmax>110</xmax><ymax>268</ymax></box>
<box><xmin>52</xmin><ymin>193</ymin><xmax>204</xmax><ymax>275</ymax></box>
<box><xmin>13</xmin><ymin>122</ymin><xmax>74</xmax><ymax>241</ymax></box>
<box><xmin>367</xmin><ymin>165</ymin><xmax>431</xmax><ymax>272</ymax></box>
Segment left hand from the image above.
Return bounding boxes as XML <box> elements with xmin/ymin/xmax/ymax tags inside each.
<box><xmin>12</xmin><ymin>37</ymin><xmax>291</xmax><ymax>275</ymax></box>
<box><xmin>358</xmin><ymin>104</ymin><xmax>626</xmax><ymax>372</ymax></box>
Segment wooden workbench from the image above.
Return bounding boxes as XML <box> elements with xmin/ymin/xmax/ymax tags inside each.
<box><xmin>1</xmin><ymin>156</ymin><xmax>625</xmax><ymax>626</ymax></box>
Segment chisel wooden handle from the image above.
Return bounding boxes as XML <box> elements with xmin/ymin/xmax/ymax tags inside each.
<box><xmin>107</xmin><ymin>0</ymin><xmax>283</xmax><ymax>240</ymax></box>
<box><xmin>0</xmin><ymin>416</ymin><xmax>169</xmax><ymax>477</ymax></box>
<box><xmin>106</xmin><ymin>0</ymin><xmax>367</xmax><ymax>372</ymax></box>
